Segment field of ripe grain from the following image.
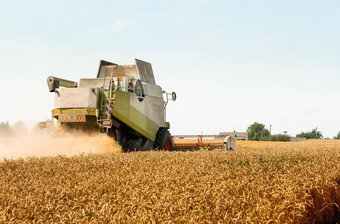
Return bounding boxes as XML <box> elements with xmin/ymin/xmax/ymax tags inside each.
<box><xmin>0</xmin><ymin>140</ymin><xmax>339</xmax><ymax>223</ymax></box>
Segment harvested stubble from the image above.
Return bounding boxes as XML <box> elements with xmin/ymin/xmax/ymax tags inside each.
<box><xmin>0</xmin><ymin>140</ymin><xmax>339</xmax><ymax>223</ymax></box>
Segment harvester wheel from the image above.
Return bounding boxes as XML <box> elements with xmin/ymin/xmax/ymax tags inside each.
<box><xmin>153</xmin><ymin>128</ymin><xmax>173</xmax><ymax>151</ymax></box>
<box><xmin>124</xmin><ymin>138</ymin><xmax>142</xmax><ymax>152</ymax></box>
<box><xmin>114</xmin><ymin>128</ymin><xmax>126</xmax><ymax>145</ymax></box>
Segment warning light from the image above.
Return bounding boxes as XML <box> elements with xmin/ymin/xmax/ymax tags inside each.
<box><xmin>88</xmin><ymin>108</ymin><xmax>96</xmax><ymax>114</ymax></box>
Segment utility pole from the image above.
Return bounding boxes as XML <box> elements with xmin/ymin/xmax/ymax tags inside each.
<box><xmin>270</xmin><ymin>124</ymin><xmax>272</xmax><ymax>135</ymax></box>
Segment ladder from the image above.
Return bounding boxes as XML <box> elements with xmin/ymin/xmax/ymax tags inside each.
<box><xmin>97</xmin><ymin>73</ymin><xmax>114</xmax><ymax>133</ymax></box>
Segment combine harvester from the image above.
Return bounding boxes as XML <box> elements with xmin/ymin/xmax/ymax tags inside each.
<box><xmin>47</xmin><ymin>58</ymin><xmax>235</xmax><ymax>152</ymax></box>
<box><xmin>47</xmin><ymin>59</ymin><xmax>177</xmax><ymax>152</ymax></box>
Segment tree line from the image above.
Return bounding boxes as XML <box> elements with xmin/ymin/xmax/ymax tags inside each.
<box><xmin>0</xmin><ymin>121</ymin><xmax>28</xmax><ymax>136</ymax></box>
<box><xmin>247</xmin><ymin>122</ymin><xmax>340</xmax><ymax>141</ymax></box>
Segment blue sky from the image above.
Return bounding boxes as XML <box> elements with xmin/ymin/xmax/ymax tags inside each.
<box><xmin>0</xmin><ymin>0</ymin><xmax>339</xmax><ymax>137</ymax></box>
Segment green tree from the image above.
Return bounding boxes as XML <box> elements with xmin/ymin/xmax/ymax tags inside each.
<box><xmin>0</xmin><ymin>122</ymin><xmax>11</xmax><ymax>136</ymax></box>
<box><xmin>13</xmin><ymin>121</ymin><xmax>28</xmax><ymax>134</ymax></box>
<box><xmin>296</xmin><ymin>128</ymin><xmax>323</xmax><ymax>139</ymax></box>
<box><xmin>247</xmin><ymin>122</ymin><xmax>270</xmax><ymax>141</ymax></box>
<box><xmin>333</xmin><ymin>131</ymin><xmax>340</xmax><ymax>139</ymax></box>
<box><xmin>270</xmin><ymin>134</ymin><xmax>291</xmax><ymax>142</ymax></box>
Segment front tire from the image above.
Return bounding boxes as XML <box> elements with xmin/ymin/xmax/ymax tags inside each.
<box><xmin>153</xmin><ymin>128</ymin><xmax>173</xmax><ymax>151</ymax></box>
<box><xmin>123</xmin><ymin>138</ymin><xmax>142</xmax><ymax>152</ymax></box>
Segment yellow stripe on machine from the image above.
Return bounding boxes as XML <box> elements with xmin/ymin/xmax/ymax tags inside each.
<box><xmin>52</xmin><ymin>108</ymin><xmax>97</xmax><ymax>117</ymax></box>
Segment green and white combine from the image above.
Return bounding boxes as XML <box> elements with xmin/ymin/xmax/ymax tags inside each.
<box><xmin>47</xmin><ymin>59</ymin><xmax>176</xmax><ymax>152</ymax></box>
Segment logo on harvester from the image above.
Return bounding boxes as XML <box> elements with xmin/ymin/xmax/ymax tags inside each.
<box><xmin>58</xmin><ymin>114</ymin><xmax>86</xmax><ymax>122</ymax></box>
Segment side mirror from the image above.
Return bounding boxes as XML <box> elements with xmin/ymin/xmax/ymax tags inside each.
<box><xmin>172</xmin><ymin>92</ymin><xmax>177</xmax><ymax>101</ymax></box>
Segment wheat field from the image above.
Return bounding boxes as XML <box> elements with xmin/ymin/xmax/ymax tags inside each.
<box><xmin>0</xmin><ymin>140</ymin><xmax>339</xmax><ymax>223</ymax></box>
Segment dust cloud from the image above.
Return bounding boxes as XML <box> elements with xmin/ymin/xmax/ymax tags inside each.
<box><xmin>0</xmin><ymin>128</ymin><xmax>121</xmax><ymax>160</ymax></box>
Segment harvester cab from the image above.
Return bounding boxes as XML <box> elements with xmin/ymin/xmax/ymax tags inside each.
<box><xmin>47</xmin><ymin>59</ymin><xmax>176</xmax><ymax>152</ymax></box>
